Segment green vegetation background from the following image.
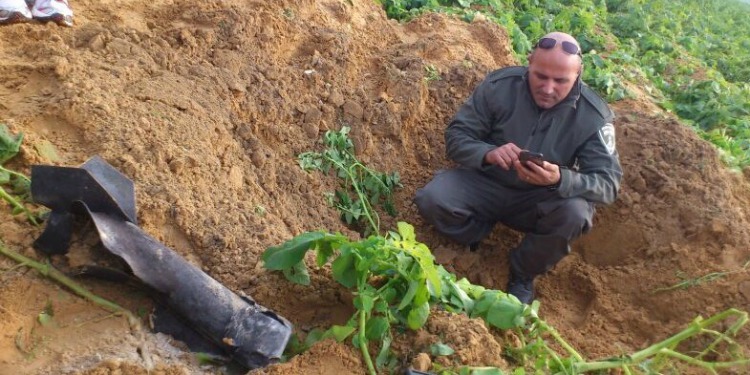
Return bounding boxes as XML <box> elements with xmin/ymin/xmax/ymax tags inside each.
<box><xmin>380</xmin><ymin>0</ymin><xmax>750</xmax><ymax>168</ymax></box>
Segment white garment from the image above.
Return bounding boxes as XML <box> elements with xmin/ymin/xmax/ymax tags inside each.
<box><xmin>0</xmin><ymin>0</ymin><xmax>32</xmax><ymax>22</ymax></box>
<box><xmin>31</xmin><ymin>0</ymin><xmax>73</xmax><ymax>19</ymax></box>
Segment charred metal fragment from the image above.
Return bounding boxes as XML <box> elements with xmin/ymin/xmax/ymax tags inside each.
<box><xmin>30</xmin><ymin>156</ymin><xmax>292</xmax><ymax>370</ymax></box>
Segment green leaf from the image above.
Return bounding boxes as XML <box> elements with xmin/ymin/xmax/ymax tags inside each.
<box><xmin>394</xmin><ymin>251</ymin><xmax>413</xmax><ymax>273</ymax></box>
<box><xmin>430</xmin><ymin>342</ymin><xmax>455</xmax><ymax>356</ymax></box>
<box><xmin>0</xmin><ymin>170</ymin><xmax>10</xmax><ymax>184</ymax></box>
<box><xmin>486</xmin><ymin>298</ymin><xmax>525</xmax><ymax>330</ymax></box>
<box><xmin>464</xmin><ymin>367</ymin><xmax>504</xmax><ymax>375</ymax></box>
<box><xmin>365</xmin><ymin>316</ymin><xmax>389</xmax><ymax>341</ymax></box>
<box><xmin>304</xmin><ymin>328</ymin><xmax>326</xmax><ymax>347</ymax></box>
<box><xmin>392</xmin><ymin>231</ymin><xmax>442</xmax><ymax>297</ymax></box>
<box><xmin>406</xmin><ymin>302</ymin><xmax>430</xmax><ymax>330</ymax></box>
<box><xmin>374</xmin><ymin>299</ymin><xmax>388</xmax><ymax>313</ymax></box>
<box><xmin>397</xmin><ymin>222</ymin><xmax>416</xmax><ymax>242</ymax></box>
<box><xmin>38</xmin><ymin>311</ymin><xmax>53</xmax><ymax>326</ymax></box>
<box><xmin>194</xmin><ymin>352</ymin><xmax>225</xmax><ymax>365</ymax></box>
<box><xmin>316</xmin><ymin>240</ymin><xmax>334</xmax><ymax>267</ymax></box>
<box><xmin>398</xmin><ymin>280</ymin><xmax>419</xmax><ymax>310</ymax></box>
<box><xmin>375</xmin><ymin>333</ymin><xmax>393</xmax><ymax>369</ymax></box>
<box><xmin>412</xmin><ymin>282</ymin><xmax>430</xmax><ymax>307</ymax></box>
<box><xmin>354</xmin><ymin>293</ymin><xmax>375</xmax><ymax>313</ymax></box>
<box><xmin>38</xmin><ymin>301</ymin><xmax>54</xmax><ymax>327</ymax></box>
<box><xmin>0</xmin><ymin>124</ymin><xmax>23</xmax><ymax>164</ymax></box>
<box><xmin>351</xmin><ymin>333</ymin><xmax>362</xmax><ymax>349</ymax></box>
<box><xmin>448</xmin><ymin>281</ymin><xmax>474</xmax><ymax>313</ymax></box>
<box><xmin>282</xmin><ymin>261</ymin><xmax>310</xmax><ymax>285</ymax></box>
<box><xmin>262</xmin><ymin>232</ymin><xmax>326</xmax><ymax>270</ymax></box>
<box><xmin>323</xmin><ymin>325</ymin><xmax>356</xmax><ymax>342</ymax></box>
<box><xmin>471</xmin><ymin>291</ymin><xmax>497</xmax><ymax>318</ymax></box>
<box><xmin>332</xmin><ymin>252</ymin><xmax>357</xmax><ymax>288</ymax></box>
<box><xmin>380</xmin><ymin>287</ymin><xmax>397</xmax><ymax>304</ymax></box>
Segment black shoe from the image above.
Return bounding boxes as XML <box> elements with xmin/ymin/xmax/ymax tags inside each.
<box><xmin>507</xmin><ymin>272</ymin><xmax>535</xmax><ymax>304</ymax></box>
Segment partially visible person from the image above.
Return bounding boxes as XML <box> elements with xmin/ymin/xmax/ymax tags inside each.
<box><xmin>0</xmin><ymin>0</ymin><xmax>73</xmax><ymax>27</ymax></box>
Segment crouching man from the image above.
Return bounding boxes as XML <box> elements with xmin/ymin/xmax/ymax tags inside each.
<box><xmin>415</xmin><ymin>32</ymin><xmax>622</xmax><ymax>304</ymax></box>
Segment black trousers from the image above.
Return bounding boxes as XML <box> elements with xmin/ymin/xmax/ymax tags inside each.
<box><xmin>414</xmin><ymin>168</ymin><xmax>595</xmax><ymax>278</ymax></box>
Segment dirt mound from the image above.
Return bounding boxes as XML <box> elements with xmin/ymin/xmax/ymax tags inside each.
<box><xmin>1</xmin><ymin>0</ymin><xmax>750</xmax><ymax>373</ymax></box>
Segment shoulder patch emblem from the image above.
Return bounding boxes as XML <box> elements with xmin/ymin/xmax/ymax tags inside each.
<box><xmin>598</xmin><ymin>123</ymin><xmax>616</xmax><ymax>154</ymax></box>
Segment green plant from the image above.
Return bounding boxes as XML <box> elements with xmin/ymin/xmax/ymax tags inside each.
<box><xmin>0</xmin><ymin>243</ymin><xmax>139</xmax><ymax>327</ymax></box>
<box><xmin>263</xmin><ymin>222</ymin><xmax>550</xmax><ymax>374</ymax></box>
<box><xmin>298</xmin><ymin>126</ymin><xmax>401</xmax><ymax>234</ymax></box>
<box><xmin>424</xmin><ymin>64</ymin><xmax>442</xmax><ymax>82</ymax></box>
<box><xmin>655</xmin><ymin>260</ymin><xmax>750</xmax><ymax>293</ymax></box>
<box><xmin>0</xmin><ymin>124</ymin><xmax>39</xmax><ymax>225</ymax></box>
<box><xmin>254</xmin><ymin>204</ymin><xmax>267</xmax><ymax>217</ymax></box>
<box><xmin>264</xmin><ymin>225</ymin><xmax>750</xmax><ymax>374</ymax></box>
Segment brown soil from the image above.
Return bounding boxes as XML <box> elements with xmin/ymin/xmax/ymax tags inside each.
<box><xmin>1</xmin><ymin>0</ymin><xmax>750</xmax><ymax>374</ymax></box>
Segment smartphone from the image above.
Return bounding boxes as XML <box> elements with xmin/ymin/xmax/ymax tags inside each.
<box><xmin>519</xmin><ymin>150</ymin><xmax>544</xmax><ymax>166</ymax></box>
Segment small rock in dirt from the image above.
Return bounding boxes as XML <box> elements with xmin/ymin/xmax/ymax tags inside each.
<box><xmin>52</xmin><ymin>56</ymin><xmax>71</xmax><ymax>78</ymax></box>
<box><xmin>228</xmin><ymin>166</ymin><xmax>244</xmax><ymax>189</ymax></box>
<box><xmin>169</xmin><ymin>159</ymin><xmax>185</xmax><ymax>175</ymax></box>
<box><xmin>343</xmin><ymin>100</ymin><xmax>363</xmax><ymax>119</ymax></box>
<box><xmin>304</xmin><ymin>107</ymin><xmax>322</xmax><ymax>125</ymax></box>
<box><xmin>251</xmin><ymin>149</ymin><xmax>267</xmax><ymax>167</ymax></box>
<box><xmin>303</xmin><ymin>121</ymin><xmax>319</xmax><ymax>139</ymax></box>
<box><xmin>411</xmin><ymin>353</ymin><xmax>432</xmax><ymax>372</ymax></box>
<box><xmin>107</xmin><ymin>37</ymin><xmax>132</xmax><ymax>55</ymax></box>
<box><xmin>738</xmin><ymin>280</ymin><xmax>750</xmax><ymax>302</ymax></box>
<box><xmin>710</xmin><ymin>219</ymin><xmax>726</xmax><ymax>235</ymax></box>
<box><xmin>229</xmin><ymin>81</ymin><xmax>246</xmax><ymax>94</ymax></box>
<box><xmin>328</xmin><ymin>89</ymin><xmax>345</xmax><ymax>107</ymax></box>
<box><xmin>89</xmin><ymin>33</ymin><xmax>106</xmax><ymax>51</ymax></box>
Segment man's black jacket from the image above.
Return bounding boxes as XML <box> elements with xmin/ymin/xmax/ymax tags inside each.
<box><xmin>445</xmin><ymin>66</ymin><xmax>622</xmax><ymax>205</ymax></box>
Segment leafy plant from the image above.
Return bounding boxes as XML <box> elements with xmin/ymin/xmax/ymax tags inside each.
<box><xmin>654</xmin><ymin>260</ymin><xmax>750</xmax><ymax>293</ymax></box>
<box><xmin>0</xmin><ymin>124</ymin><xmax>39</xmax><ymax>225</ymax></box>
<box><xmin>263</xmin><ymin>222</ymin><xmax>552</xmax><ymax>374</ymax></box>
<box><xmin>298</xmin><ymin>126</ymin><xmax>401</xmax><ymax>234</ymax></box>
<box><xmin>265</xmin><ymin>222</ymin><xmax>750</xmax><ymax>374</ymax></box>
<box><xmin>424</xmin><ymin>64</ymin><xmax>442</xmax><ymax>82</ymax></box>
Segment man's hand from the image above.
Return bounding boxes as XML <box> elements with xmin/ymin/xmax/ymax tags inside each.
<box><xmin>484</xmin><ymin>143</ymin><xmax>522</xmax><ymax>170</ymax></box>
<box><xmin>514</xmin><ymin>159</ymin><xmax>561</xmax><ymax>186</ymax></box>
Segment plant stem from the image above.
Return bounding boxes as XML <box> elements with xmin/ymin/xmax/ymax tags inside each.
<box><xmin>347</xmin><ymin>163</ymin><xmax>379</xmax><ymax>233</ymax></box>
<box><xmin>327</xmin><ymin>157</ymin><xmax>379</xmax><ymax>234</ymax></box>
<box><xmin>0</xmin><ymin>165</ymin><xmax>31</xmax><ymax>183</ymax></box>
<box><xmin>359</xmin><ymin>308</ymin><xmax>376</xmax><ymax>375</ymax></box>
<box><xmin>533</xmin><ymin>317</ymin><xmax>583</xmax><ymax>362</ymax></box>
<box><xmin>0</xmin><ymin>186</ymin><xmax>37</xmax><ymax>225</ymax></box>
<box><xmin>0</xmin><ymin>244</ymin><xmax>139</xmax><ymax>327</ymax></box>
<box><xmin>573</xmin><ymin>309</ymin><xmax>749</xmax><ymax>372</ymax></box>
<box><xmin>660</xmin><ymin>348</ymin><xmax>750</xmax><ymax>372</ymax></box>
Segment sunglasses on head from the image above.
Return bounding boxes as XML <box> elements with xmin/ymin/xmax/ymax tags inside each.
<box><xmin>534</xmin><ymin>37</ymin><xmax>582</xmax><ymax>56</ymax></box>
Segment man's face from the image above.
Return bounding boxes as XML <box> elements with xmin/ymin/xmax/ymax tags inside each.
<box><xmin>527</xmin><ymin>49</ymin><xmax>581</xmax><ymax>109</ymax></box>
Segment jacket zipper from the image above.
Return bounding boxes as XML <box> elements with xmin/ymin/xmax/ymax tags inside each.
<box><xmin>524</xmin><ymin>110</ymin><xmax>545</xmax><ymax>150</ymax></box>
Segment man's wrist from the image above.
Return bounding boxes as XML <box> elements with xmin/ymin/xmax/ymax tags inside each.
<box><xmin>547</xmin><ymin>167</ymin><xmax>562</xmax><ymax>191</ymax></box>
<box><xmin>547</xmin><ymin>178</ymin><xmax>561</xmax><ymax>191</ymax></box>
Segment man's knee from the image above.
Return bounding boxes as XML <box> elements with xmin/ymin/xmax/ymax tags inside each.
<box><xmin>414</xmin><ymin>180</ymin><xmax>459</xmax><ymax>224</ymax></box>
<box><xmin>541</xmin><ymin>198</ymin><xmax>594</xmax><ymax>238</ymax></box>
